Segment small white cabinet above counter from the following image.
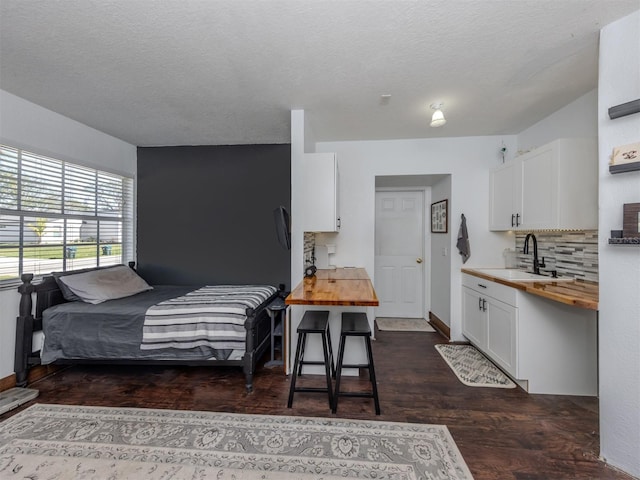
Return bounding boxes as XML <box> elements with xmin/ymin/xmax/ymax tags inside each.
<box><xmin>489</xmin><ymin>138</ymin><xmax>598</xmax><ymax>231</ymax></box>
<box><xmin>461</xmin><ymin>270</ymin><xmax>598</xmax><ymax>396</ymax></box>
<box><xmin>303</xmin><ymin>152</ymin><xmax>340</xmax><ymax>232</ymax></box>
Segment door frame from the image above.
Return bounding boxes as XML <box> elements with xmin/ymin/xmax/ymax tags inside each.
<box><xmin>374</xmin><ymin>186</ymin><xmax>431</xmax><ymax>319</ymax></box>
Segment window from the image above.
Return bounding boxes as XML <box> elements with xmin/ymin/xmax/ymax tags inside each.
<box><xmin>0</xmin><ymin>144</ymin><xmax>134</xmax><ymax>283</ymax></box>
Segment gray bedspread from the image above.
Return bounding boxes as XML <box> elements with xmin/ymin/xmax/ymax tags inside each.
<box><xmin>40</xmin><ymin>285</ymin><xmax>243</xmax><ymax>364</ymax></box>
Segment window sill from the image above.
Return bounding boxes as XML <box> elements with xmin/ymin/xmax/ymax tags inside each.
<box><xmin>0</xmin><ymin>275</ymin><xmax>44</xmax><ymax>292</ymax></box>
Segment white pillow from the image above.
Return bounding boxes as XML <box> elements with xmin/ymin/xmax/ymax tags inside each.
<box><xmin>58</xmin><ymin>265</ymin><xmax>153</xmax><ymax>304</ymax></box>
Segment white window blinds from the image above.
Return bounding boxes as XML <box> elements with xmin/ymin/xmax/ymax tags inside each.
<box><xmin>0</xmin><ymin>144</ymin><xmax>134</xmax><ymax>283</ymax></box>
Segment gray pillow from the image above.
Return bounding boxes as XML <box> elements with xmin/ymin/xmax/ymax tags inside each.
<box><xmin>56</xmin><ymin>265</ymin><xmax>153</xmax><ymax>304</ymax></box>
<box><xmin>53</xmin><ymin>265</ymin><xmax>124</xmax><ymax>302</ymax></box>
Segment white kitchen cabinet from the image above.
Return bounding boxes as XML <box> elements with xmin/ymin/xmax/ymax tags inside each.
<box><xmin>461</xmin><ymin>286</ymin><xmax>487</xmax><ymax>348</ymax></box>
<box><xmin>303</xmin><ymin>152</ymin><xmax>340</xmax><ymax>232</ymax></box>
<box><xmin>489</xmin><ymin>138</ymin><xmax>597</xmax><ymax>231</ymax></box>
<box><xmin>489</xmin><ymin>160</ymin><xmax>521</xmax><ymax>230</ymax></box>
<box><xmin>462</xmin><ymin>275</ymin><xmax>518</xmax><ymax>377</ymax></box>
<box><xmin>485</xmin><ymin>297</ymin><xmax>517</xmax><ymax>376</ymax></box>
<box><xmin>461</xmin><ymin>273</ymin><xmax>597</xmax><ymax>395</ymax></box>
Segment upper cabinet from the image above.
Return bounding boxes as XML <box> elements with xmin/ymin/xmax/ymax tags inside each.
<box><xmin>489</xmin><ymin>138</ymin><xmax>598</xmax><ymax>231</ymax></box>
<box><xmin>489</xmin><ymin>160</ymin><xmax>522</xmax><ymax>230</ymax></box>
<box><xmin>303</xmin><ymin>152</ymin><xmax>340</xmax><ymax>232</ymax></box>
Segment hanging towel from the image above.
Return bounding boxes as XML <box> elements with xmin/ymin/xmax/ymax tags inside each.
<box><xmin>456</xmin><ymin>214</ymin><xmax>471</xmax><ymax>264</ymax></box>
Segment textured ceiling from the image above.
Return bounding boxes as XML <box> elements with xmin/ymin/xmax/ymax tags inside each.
<box><xmin>1</xmin><ymin>0</ymin><xmax>638</xmax><ymax>146</ymax></box>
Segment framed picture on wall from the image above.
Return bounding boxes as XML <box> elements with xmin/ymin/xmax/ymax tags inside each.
<box><xmin>431</xmin><ymin>199</ymin><xmax>448</xmax><ymax>233</ymax></box>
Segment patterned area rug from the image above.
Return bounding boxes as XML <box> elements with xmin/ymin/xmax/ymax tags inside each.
<box><xmin>376</xmin><ymin>317</ymin><xmax>436</xmax><ymax>332</ymax></box>
<box><xmin>435</xmin><ymin>344</ymin><xmax>516</xmax><ymax>389</ymax></box>
<box><xmin>0</xmin><ymin>404</ymin><xmax>473</xmax><ymax>479</ymax></box>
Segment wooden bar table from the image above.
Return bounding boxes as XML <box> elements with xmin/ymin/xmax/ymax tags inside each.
<box><xmin>284</xmin><ymin>268</ymin><xmax>378</xmax><ymax>378</ymax></box>
<box><xmin>285</xmin><ymin>268</ymin><xmax>379</xmax><ymax>307</ymax></box>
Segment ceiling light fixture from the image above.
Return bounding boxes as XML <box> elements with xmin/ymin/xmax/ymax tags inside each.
<box><xmin>430</xmin><ymin>102</ymin><xmax>446</xmax><ymax>127</ymax></box>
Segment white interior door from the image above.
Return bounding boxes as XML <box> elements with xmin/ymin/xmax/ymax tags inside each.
<box><xmin>375</xmin><ymin>190</ymin><xmax>424</xmax><ymax>318</ymax></box>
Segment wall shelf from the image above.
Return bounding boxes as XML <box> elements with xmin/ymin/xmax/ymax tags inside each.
<box><xmin>608</xmin><ymin>238</ymin><xmax>640</xmax><ymax>245</ymax></box>
<box><xmin>609</xmin><ymin>161</ymin><xmax>640</xmax><ymax>174</ymax></box>
<box><xmin>608</xmin><ymin>99</ymin><xmax>640</xmax><ymax>119</ymax></box>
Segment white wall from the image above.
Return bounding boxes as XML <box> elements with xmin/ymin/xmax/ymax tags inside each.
<box><xmin>430</xmin><ymin>175</ymin><xmax>452</xmax><ymax>325</ymax></box>
<box><xmin>0</xmin><ymin>90</ymin><xmax>136</xmax><ymax>176</ymax></box>
<box><xmin>0</xmin><ymin>90</ymin><xmax>137</xmax><ymax>380</ymax></box>
<box><xmin>288</xmin><ymin>110</ymin><xmax>307</xmax><ymax>373</ymax></box>
<box><xmin>306</xmin><ymin>135</ymin><xmax>517</xmax><ymax>340</ymax></box>
<box><xmin>517</xmin><ymin>89</ymin><xmax>598</xmax><ymax>151</ymax></box>
<box><xmin>597</xmin><ymin>10</ymin><xmax>640</xmax><ymax>477</ymax></box>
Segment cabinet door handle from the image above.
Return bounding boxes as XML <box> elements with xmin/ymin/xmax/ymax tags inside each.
<box><xmin>511</xmin><ymin>214</ymin><xmax>515</xmax><ymax>227</ymax></box>
<box><xmin>337</xmin><ymin>217</ymin><xmax>341</xmax><ymax>229</ymax></box>
<box><xmin>479</xmin><ymin>297</ymin><xmax>483</xmax><ymax>310</ymax></box>
<box><xmin>477</xmin><ymin>283</ymin><xmax>487</xmax><ymax>289</ymax></box>
<box><xmin>516</xmin><ymin>213</ymin><xmax>520</xmax><ymax>226</ymax></box>
<box><xmin>482</xmin><ymin>299</ymin><xmax>487</xmax><ymax>312</ymax></box>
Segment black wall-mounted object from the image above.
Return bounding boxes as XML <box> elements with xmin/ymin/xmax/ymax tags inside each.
<box><xmin>137</xmin><ymin>144</ymin><xmax>291</xmax><ymax>289</ymax></box>
<box><xmin>273</xmin><ymin>205</ymin><xmax>291</xmax><ymax>250</ymax></box>
<box><xmin>608</xmin><ymin>99</ymin><xmax>640</xmax><ymax>119</ymax></box>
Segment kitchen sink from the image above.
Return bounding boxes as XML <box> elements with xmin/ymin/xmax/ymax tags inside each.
<box><xmin>473</xmin><ymin>268</ymin><xmax>573</xmax><ymax>282</ymax></box>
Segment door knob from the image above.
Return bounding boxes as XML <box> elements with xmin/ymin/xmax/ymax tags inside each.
<box><xmin>416</xmin><ymin>257</ymin><xmax>423</xmax><ymax>264</ymax></box>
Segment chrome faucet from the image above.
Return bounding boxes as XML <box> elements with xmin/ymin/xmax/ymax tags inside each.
<box><xmin>523</xmin><ymin>233</ymin><xmax>545</xmax><ymax>275</ymax></box>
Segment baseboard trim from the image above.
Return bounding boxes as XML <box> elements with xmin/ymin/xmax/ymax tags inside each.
<box><xmin>1</xmin><ymin>365</ymin><xmax>63</xmax><ymax>393</ymax></box>
<box><xmin>27</xmin><ymin>365</ymin><xmax>61</xmax><ymax>384</ymax></box>
<box><xmin>0</xmin><ymin>374</ymin><xmax>16</xmax><ymax>393</ymax></box>
<box><xmin>428</xmin><ymin>311</ymin><xmax>450</xmax><ymax>340</ymax></box>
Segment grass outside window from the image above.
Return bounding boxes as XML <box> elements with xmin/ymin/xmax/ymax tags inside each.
<box><xmin>0</xmin><ymin>244</ymin><xmax>122</xmax><ymax>259</ymax></box>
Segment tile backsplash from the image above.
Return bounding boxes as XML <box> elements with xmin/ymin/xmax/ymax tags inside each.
<box><xmin>304</xmin><ymin>232</ymin><xmax>315</xmax><ymax>265</ymax></box>
<box><xmin>513</xmin><ymin>231</ymin><xmax>598</xmax><ymax>283</ymax></box>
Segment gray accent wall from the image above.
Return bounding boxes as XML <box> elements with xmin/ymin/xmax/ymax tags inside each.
<box><xmin>137</xmin><ymin>144</ymin><xmax>291</xmax><ymax>289</ymax></box>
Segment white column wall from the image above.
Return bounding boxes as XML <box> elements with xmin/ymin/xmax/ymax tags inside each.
<box><xmin>597</xmin><ymin>10</ymin><xmax>640</xmax><ymax>478</ymax></box>
<box><xmin>430</xmin><ymin>175</ymin><xmax>452</xmax><ymax>325</ymax></box>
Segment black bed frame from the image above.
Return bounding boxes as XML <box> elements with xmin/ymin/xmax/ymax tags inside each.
<box><xmin>14</xmin><ymin>265</ymin><xmax>282</xmax><ymax>393</ymax></box>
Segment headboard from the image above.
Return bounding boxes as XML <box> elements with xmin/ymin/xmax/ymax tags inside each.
<box><xmin>15</xmin><ymin>262</ymin><xmax>140</xmax><ymax>386</ymax></box>
<box><xmin>34</xmin><ymin>275</ymin><xmax>67</xmax><ymax>320</ymax></box>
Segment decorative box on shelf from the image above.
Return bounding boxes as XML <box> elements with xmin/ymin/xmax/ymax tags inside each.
<box><xmin>608</xmin><ymin>203</ymin><xmax>640</xmax><ymax>245</ymax></box>
<box><xmin>609</xmin><ymin>141</ymin><xmax>640</xmax><ymax>174</ymax></box>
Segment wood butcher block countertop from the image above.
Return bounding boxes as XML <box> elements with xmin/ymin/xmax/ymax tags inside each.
<box><xmin>462</xmin><ymin>268</ymin><xmax>599</xmax><ymax>310</ymax></box>
<box><xmin>286</xmin><ymin>268</ymin><xmax>379</xmax><ymax>306</ymax></box>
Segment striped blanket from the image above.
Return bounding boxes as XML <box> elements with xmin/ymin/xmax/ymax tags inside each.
<box><xmin>140</xmin><ymin>285</ymin><xmax>277</xmax><ymax>352</ymax></box>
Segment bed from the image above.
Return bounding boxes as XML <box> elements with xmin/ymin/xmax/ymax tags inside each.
<box><xmin>14</xmin><ymin>264</ymin><xmax>282</xmax><ymax>393</ymax></box>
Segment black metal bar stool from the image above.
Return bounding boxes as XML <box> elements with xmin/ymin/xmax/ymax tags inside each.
<box><xmin>287</xmin><ymin>310</ymin><xmax>335</xmax><ymax>409</ymax></box>
<box><xmin>332</xmin><ymin>312</ymin><xmax>380</xmax><ymax>415</ymax></box>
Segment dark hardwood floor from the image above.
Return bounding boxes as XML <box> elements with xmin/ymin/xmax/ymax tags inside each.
<box><xmin>1</xmin><ymin>328</ymin><xmax>633</xmax><ymax>480</ymax></box>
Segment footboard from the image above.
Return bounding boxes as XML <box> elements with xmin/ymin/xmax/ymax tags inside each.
<box><xmin>242</xmin><ymin>289</ymin><xmax>282</xmax><ymax>392</ymax></box>
<box><xmin>15</xmin><ymin>274</ymin><xmax>64</xmax><ymax>386</ymax></box>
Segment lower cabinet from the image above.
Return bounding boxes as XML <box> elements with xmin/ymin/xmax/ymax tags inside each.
<box><xmin>461</xmin><ymin>286</ymin><xmax>487</xmax><ymax>348</ymax></box>
<box><xmin>462</xmin><ymin>278</ymin><xmax>517</xmax><ymax>377</ymax></box>
<box><xmin>462</xmin><ymin>273</ymin><xmax>597</xmax><ymax>396</ymax></box>
<box><xmin>486</xmin><ymin>297</ymin><xmax>517</xmax><ymax>377</ymax></box>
